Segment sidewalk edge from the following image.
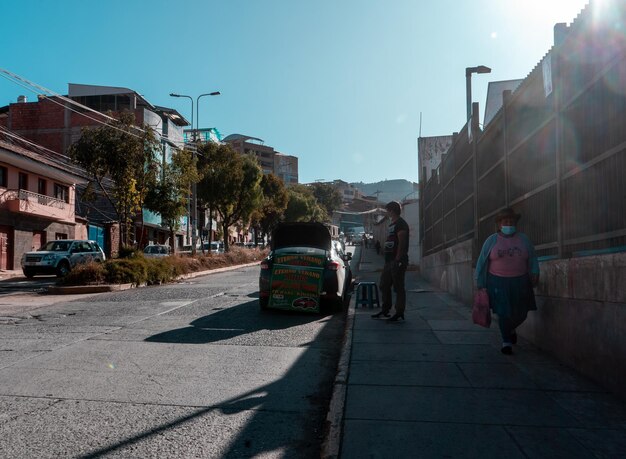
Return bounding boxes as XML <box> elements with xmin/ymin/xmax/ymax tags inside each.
<box><xmin>321</xmin><ymin>299</ymin><xmax>354</xmax><ymax>459</ymax></box>
<box><xmin>321</xmin><ymin>246</ymin><xmax>361</xmax><ymax>459</ymax></box>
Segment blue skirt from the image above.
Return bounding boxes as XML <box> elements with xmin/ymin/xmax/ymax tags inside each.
<box><xmin>486</xmin><ymin>273</ymin><xmax>537</xmax><ymax>318</ymax></box>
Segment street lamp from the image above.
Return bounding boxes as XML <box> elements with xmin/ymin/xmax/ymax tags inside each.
<box><xmin>169</xmin><ymin>91</ymin><xmax>220</xmax><ymax>254</ymax></box>
<box><xmin>196</xmin><ymin>92</ymin><xmax>221</xmax><ymax>135</ymax></box>
<box><xmin>465</xmin><ymin>65</ymin><xmax>491</xmax><ymax>121</ymax></box>
<box><xmin>196</xmin><ymin>92</ymin><xmax>220</xmax><ymax>250</ymax></box>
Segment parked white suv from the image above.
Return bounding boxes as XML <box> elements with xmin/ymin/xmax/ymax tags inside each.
<box><xmin>21</xmin><ymin>240</ymin><xmax>106</xmax><ymax>278</ymax></box>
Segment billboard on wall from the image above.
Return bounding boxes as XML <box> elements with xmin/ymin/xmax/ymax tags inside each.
<box><xmin>418</xmin><ymin>135</ymin><xmax>453</xmax><ymax>183</ymax></box>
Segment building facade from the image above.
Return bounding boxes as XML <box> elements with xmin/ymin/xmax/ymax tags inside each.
<box><xmin>0</xmin><ymin>136</ymin><xmax>87</xmax><ymax>270</ymax></box>
<box><xmin>223</xmin><ymin>134</ymin><xmax>298</xmax><ymax>184</ymax></box>
<box><xmin>0</xmin><ymin>84</ymin><xmax>190</xmax><ymax>253</ymax></box>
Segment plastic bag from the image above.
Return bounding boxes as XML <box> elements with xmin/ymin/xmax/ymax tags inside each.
<box><xmin>472</xmin><ymin>289</ymin><xmax>491</xmax><ymax>328</ymax></box>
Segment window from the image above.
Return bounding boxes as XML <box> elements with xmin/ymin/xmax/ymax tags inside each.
<box><xmin>0</xmin><ymin>166</ymin><xmax>6</xmax><ymax>188</ymax></box>
<box><xmin>18</xmin><ymin>172</ymin><xmax>28</xmax><ymax>190</ymax></box>
<box><xmin>38</xmin><ymin>178</ymin><xmax>47</xmax><ymax>195</ymax></box>
<box><xmin>75</xmin><ymin>241</ymin><xmax>91</xmax><ymax>252</ymax></box>
<box><xmin>54</xmin><ymin>183</ymin><xmax>69</xmax><ymax>203</ymax></box>
<box><xmin>55</xmin><ymin>233</ymin><xmax>68</xmax><ymax>240</ymax></box>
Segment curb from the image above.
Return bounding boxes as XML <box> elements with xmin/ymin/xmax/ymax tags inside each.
<box><xmin>321</xmin><ymin>246</ymin><xmax>362</xmax><ymax>459</ymax></box>
<box><xmin>321</xmin><ymin>297</ymin><xmax>355</xmax><ymax>459</ymax></box>
<box><xmin>46</xmin><ymin>261</ymin><xmax>262</xmax><ymax>295</ymax></box>
<box><xmin>175</xmin><ymin>261</ymin><xmax>261</xmax><ymax>280</ymax></box>
<box><xmin>47</xmin><ymin>284</ymin><xmax>133</xmax><ymax>294</ymax></box>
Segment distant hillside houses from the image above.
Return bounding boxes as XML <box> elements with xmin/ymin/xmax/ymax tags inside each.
<box><xmin>351</xmin><ymin>179</ymin><xmax>418</xmax><ymax>204</ymax></box>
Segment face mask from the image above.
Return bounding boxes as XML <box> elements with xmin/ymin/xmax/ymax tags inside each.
<box><xmin>501</xmin><ymin>226</ymin><xmax>516</xmax><ymax>235</ymax></box>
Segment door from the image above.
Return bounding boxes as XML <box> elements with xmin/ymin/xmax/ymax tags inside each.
<box><xmin>0</xmin><ymin>232</ymin><xmax>7</xmax><ymax>271</ymax></box>
<box><xmin>88</xmin><ymin>225</ymin><xmax>106</xmax><ymax>253</ymax></box>
<box><xmin>0</xmin><ymin>226</ymin><xmax>12</xmax><ymax>270</ymax></box>
<box><xmin>68</xmin><ymin>241</ymin><xmax>88</xmax><ymax>267</ymax></box>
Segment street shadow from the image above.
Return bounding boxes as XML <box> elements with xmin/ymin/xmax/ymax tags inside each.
<box><xmin>144</xmin><ymin>299</ymin><xmax>331</xmax><ymax>345</ymax></box>
<box><xmin>79</xmin><ymin>300</ymin><xmax>346</xmax><ymax>459</ymax></box>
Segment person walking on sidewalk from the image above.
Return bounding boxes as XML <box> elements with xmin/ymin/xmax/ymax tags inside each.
<box><xmin>372</xmin><ymin>201</ymin><xmax>409</xmax><ymax>322</ymax></box>
<box><xmin>475</xmin><ymin>207</ymin><xmax>539</xmax><ymax>355</ymax></box>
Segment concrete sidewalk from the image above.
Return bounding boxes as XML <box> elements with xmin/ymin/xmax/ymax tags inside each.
<box><xmin>0</xmin><ymin>269</ymin><xmax>24</xmax><ymax>281</ymax></box>
<box><xmin>334</xmin><ymin>245</ymin><xmax>626</xmax><ymax>458</ymax></box>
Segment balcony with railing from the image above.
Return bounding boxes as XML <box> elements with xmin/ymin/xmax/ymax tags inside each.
<box><xmin>0</xmin><ymin>189</ymin><xmax>74</xmax><ymax>222</ymax></box>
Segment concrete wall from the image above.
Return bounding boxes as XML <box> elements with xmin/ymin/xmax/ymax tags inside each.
<box><xmin>520</xmin><ymin>253</ymin><xmax>626</xmax><ymax>400</ymax></box>
<box><xmin>420</xmin><ymin>239</ymin><xmax>474</xmax><ymax>304</ymax></box>
<box><xmin>421</xmin><ymin>244</ymin><xmax>626</xmax><ymax>400</ymax></box>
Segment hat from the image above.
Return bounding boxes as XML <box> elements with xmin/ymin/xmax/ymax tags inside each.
<box><xmin>495</xmin><ymin>207</ymin><xmax>521</xmax><ymax>222</ymax></box>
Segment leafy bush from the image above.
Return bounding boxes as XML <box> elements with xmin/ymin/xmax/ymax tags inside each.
<box><xmin>58</xmin><ymin>246</ymin><xmax>268</xmax><ymax>287</ymax></box>
<box><xmin>104</xmin><ymin>258</ymin><xmax>148</xmax><ymax>285</ymax></box>
<box><xmin>57</xmin><ymin>261</ymin><xmax>106</xmax><ymax>286</ymax></box>
<box><xmin>117</xmin><ymin>245</ymin><xmax>141</xmax><ymax>259</ymax></box>
<box><xmin>145</xmin><ymin>257</ymin><xmax>176</xmax><ymax>285</ymax></box>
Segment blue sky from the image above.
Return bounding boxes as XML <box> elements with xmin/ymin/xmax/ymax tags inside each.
<box><xmin>1</xmin><ymin>0</ymin><xmax>589</xmax><ymax>184</ymax></box>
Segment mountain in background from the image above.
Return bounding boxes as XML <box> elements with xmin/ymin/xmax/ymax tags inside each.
<box><xmin>350</xmin><ymin>179</ymin><xmax>418</xmax><ymax>204</ymax></box>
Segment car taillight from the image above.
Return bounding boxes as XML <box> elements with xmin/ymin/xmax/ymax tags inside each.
<box><xmin>327</xmin><ymin>260</ymin><xmax>340</xmax><ymax>271</ymax></box>
<box><xmin>260</xmin><ymin>261</ymin><xmax>271</xmax><ymax>270</ymax></box>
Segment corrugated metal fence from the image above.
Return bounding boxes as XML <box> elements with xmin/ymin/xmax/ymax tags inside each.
<box><xmin>421</xmin><ymin>2</ymin><xmax>626</xmax><ymax>261</ymax></box>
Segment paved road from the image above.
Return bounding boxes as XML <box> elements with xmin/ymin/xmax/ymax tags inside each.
<box><xmin>0</xmin><ymin>266</ymin><xmax>347</xmax><ymax>458</ymax></box>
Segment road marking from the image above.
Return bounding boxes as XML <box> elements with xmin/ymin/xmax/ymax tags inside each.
<box><xmin>159</xmin><ymin>301</ymin><xmax>195</xmax><ymax>307</ymax></box>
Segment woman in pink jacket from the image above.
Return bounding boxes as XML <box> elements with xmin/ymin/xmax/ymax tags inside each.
<box><xmin>475</xmin><ymin>208</ymin><xmax>539</xmax><ymax>355</ymax></box>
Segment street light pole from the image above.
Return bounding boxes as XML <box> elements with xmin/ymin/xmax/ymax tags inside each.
<box><xmin>196</xmin><ymin>92</ymin><xmax>221</xmax><ymax>136</ymax></box>
<box><xmin>196</xmin><ymin>91</ymin><xmax>220</xmax><ymax>250</ymax></box>
<box><xmin>465</xmin><ymin>65</ymin><xmax>491</xmax><ymax>121</ymax></box>
<box><xmin>170</xmin><ymin>91</ymin><xmax>220</xmax><ymax>254</ymax></box>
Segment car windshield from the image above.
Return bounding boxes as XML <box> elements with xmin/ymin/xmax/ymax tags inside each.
<box><xmin>145</xmin><ymin>246</ymin><xmax>168</xmax><ymax>254</ymax></box>
<box><xmin>40</xmin><ymin>241</ymin><xmax>71</xmax><ymax>252</ymax></box>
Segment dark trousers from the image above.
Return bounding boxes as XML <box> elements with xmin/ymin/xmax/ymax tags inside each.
<box><xmin>486</xmin><ymin>273</ymin><xmax>535</xmax><ymax>344</ymax></box>
<box><xmin>498</xmin><ymin>311</ymin><xmax>528</xmax><ymax>344</ymax></box>
<box><xmin>379</xmin><ymin>261</ymin><xmax>407</xmax><ymax>315</ymax></box>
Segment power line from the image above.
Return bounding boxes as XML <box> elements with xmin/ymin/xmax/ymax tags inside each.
<box><xmin>0</xmin><ymin>69</ymin><xmax>169</xmax><ymax>142</ymax></box>
<box><xmin>0</xmin><ymin>126</ymin><xmax>86</xmax><ymax>175</ymax></box>
<box><xmin>0</xmin><ymin>125</ymin><xmax>71</xmax><ymax>160</ymax></box>
<box><xmin>0</xmin><ymin>68</ymin><xmax>195</xmax><ymax>153</ymax></box>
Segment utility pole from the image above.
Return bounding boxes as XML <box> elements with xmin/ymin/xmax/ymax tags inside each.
<box><xmin>170</xmin><ymin>91</ymin><xmax>220</xmax><ymax>255</ymax></box>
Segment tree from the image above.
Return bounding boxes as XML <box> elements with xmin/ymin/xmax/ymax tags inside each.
<box><xmin>284</xmin><ymin>184</ymin><xmax>328</xmax><ymax>223</ymax></box>
<box><xmin>250</xmin><ymin>173</ymin><xmax>288</xmax><ymax>244</ymax></box>
<box><xmin>196</xmin><ymin>143</ymin><xmax>263</xmax><ymax>252</ymax></box>
<box><xmin>144</xmin><ymin>148</ymin><xmax>199</xmax><ymax>251</ymax></box>
<box><xmin>69</xmin><ymin>112</ymin><xmax>161</xmax><ymax>250</ymax></box>
<box><xmin>310</xmin><ymin>182</ymin><xmax>342</xmax><ymax>217</ymax></box>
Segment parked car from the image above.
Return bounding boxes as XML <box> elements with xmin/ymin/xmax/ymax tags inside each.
<box><xmin>235</xmin><ymin>241</ymin><xmax>256</xmax><ymax>249</ymax></box>
<box><xmin>21</xmin><ymin>239</ymin><xmax>106</xmax><ymax>278</ymax></box>
<box><xmin>202</xmin><ymin>241</ymin><xmax>224</xmax><ymax>253</ymax></box>
<box><xmin>259</xmin><ymin>222</ymin><xmax>352</xmax><ymax>313</ymax></box>
<box><xmin>178</xmin><ymin>245</ymin><xmax>194</xmax><ymax>255</ymax></box>
<box><xmin>142</xmin><ymin>244</ymin><xmax>172</xmax><ymax>258</ymax></box>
